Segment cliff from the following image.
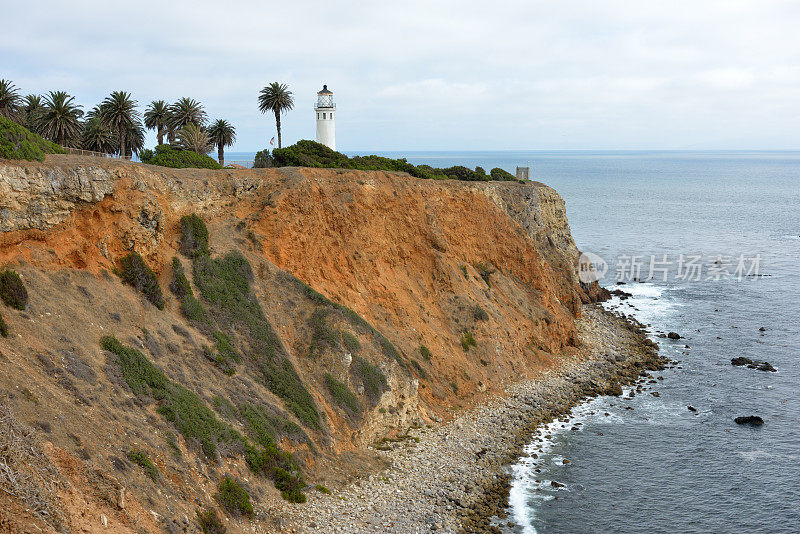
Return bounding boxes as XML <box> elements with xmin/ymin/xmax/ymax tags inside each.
<box><xmin>0</xmin><ymin>155</ymin><xmax>603</xmax><ymax>533</ymax></box>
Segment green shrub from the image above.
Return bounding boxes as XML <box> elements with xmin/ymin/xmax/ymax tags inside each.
<box><xmin>0</xmin><ymin>312</ymin><xmax>8</xmax><ymax>337</ymax></box>
<box><xmin>270</xmin><ymin>140</ymin><xmax>519</xmax><ymax>182</ymax></box>
<box><xmin>216</xmin><ymin>476</ymin><xmax>253</xmax><ymax>518</ymax></box>
<box><xmin>141</xmin><ymin>144</ymin><xmax>222</xmax><ymax>170</ymax></box>
<box><xmin>273</xmin><ymin>466</ymin><xmax>307</xmax><ymax>503</ymax></box>
<box><xmin>351</xmin><ymin>356</ymin><xmax>388</xmax><ymax>403</ymax></box>
<box><xmin>460</xmin><ymin>264</ymin><xmax>469</xmax><ymax>279</ymax></box>
<box><xmin>196</xmin><ymin>507</ymin><xmax>226</xmax><ymax>534</ymax></box>
<box><xmin>490</xmin><ymin>167</ymin><xmax>516</xmax><ymax>181</ymax></box>
<box><xmin>238</xmin><ymin>403</ymin><xmax>303</xmax><ymax>449</ymax></box>
<box><xmin>101</xmin><ymin>336</ymin><xmax>242</xmax><ymax>458</ymax></box>
<box><xmin>253</xmin><ymin>149</ymin><xmax>273</xmax><ymax>168</ymax></box>
<box><xmin>410</xmin><ymin>360</ymin><xmax>428</xmax><ymax>380</ymax></box>
<box><xmin>342</xmin><ymin>331</ymin><xmax>361</xmax><ymax>354</ymax></box>
<box><xmin>324</xmin><ymin>373</ymin><xmax>362</xmax><ymax>417</ymax></box>
<box><xmin>126</xmin><ymin>449</ymin><xmax>159</xmax><ymax>481</ymax></box>
<box><xmin>213</xmin><ymin>331</ymin><xmax>240</xmax><ymax>364</ymax></box>
<box><xmin>0</xmin><ymin>116</ymin><xmax>64</xmax><ymax>161</ymax></box>
<box><xmin>0</xmin><ymin>269</ymin><xmax>28</xmax><ymax>310</ymax></box>
<box><xmin>473</xmin><ymin>304</ymin><xmax>488</xmax><ymax>321</ymax></box>
<box><xmin>179</xmin><ymin>214</ymin><xmax>210</xmax><ymax>258</ymax></box>
<box><xmin>473</xmin><ymin>262</ymin><xmax>494</xmax><ymax>288</ymax></box>
<box><xmin>181</xmin><ymin>294</ymin><xmax>209</xmax><ymax>324</ymax></box>
<box><xmin>310</xmin><ymin>308</ymin><xmax>338</xmax><ymax>351</ymax></box>
<box><xmin>118</xmin><ymin>252</ymin><xmax>165</xmax><ymax>309</ymax></box>
<box><xmin>170</xmin><ymin>257</ymin><xmax>192</xmax><ymax>298</ymax></box>
<box><xmin>316</xmin><ymin>484</ymin><xmax>331</xmax><ymax>494</ymax></box>
<box><xmin>193</xmin><ymin>252</ymin><xmax>320</xmax><ymax>429</ymax></box>
<box><xmin>376</xmin><ymin>333</ymin><xmax>405</xmax><ymax>369</ymax></box>
<box><xmin>419</xmin><ymin>345</ymin><xmax>432</xmax><ymax>361</ymax></box>
<box><xmin>460</xmin><ymin>331</ymin><xmax>477</xmax><ymax>352</ymax></box>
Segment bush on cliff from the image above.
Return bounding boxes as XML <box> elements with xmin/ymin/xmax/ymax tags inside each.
<box><xmin>216</xmin><ymin>476</ymin><xmax>254</xmax><ymax>518</ymax></box>
<box><xmin>0</xmin><ymin>269</ymin><xmax>28</xmax><ymax>310</ymax></box>
<box><xmin>0</xmin><ymin>312</ymin><xmax>8</xmax><ymax>337</ymax></box>
<box><xmin>179</xmin><ymin>214</ymin><xmax>210</xmax><ymax>258</ymax></box>
<box><xmin>351</xmin><ymin>355</ymin><xmax>389</xmax><ymax>403</ymax></box>
<box><xmin>271</xmin><ymin>140</ymin><xmax>518</xmax><ymax>182</ymax></box>
<box><xmin>324</xmin><ymin>373</ymin><xmax>362</xmax><ymax>417</ymax></box>
<box><xmin>253</xmin><ymin>149</ymin><xmax>274</xmax><ymax>168</ymax></box>
<box><xmin>0</xmin><ymin>116</ymin><xmax>64</xmax><ymax>161</ymax></box>
<box><xmin>126</xmin><ymin>449</ymin><xmax>160</xmax><ymax>481</ymax></box>
<box><xmin>196</xmin><ymin>507</ymin><xmax>226</xmax><ymax>534</ymax></box>
<box><xmin>140</xmin><ymin>144</ymin><xmax>222</xmax><ymax>170</ymax></box>
<box><xmin>118</xmin><ymin>252</ymin><xmax>165</xmax><ymax>310</ymax></box>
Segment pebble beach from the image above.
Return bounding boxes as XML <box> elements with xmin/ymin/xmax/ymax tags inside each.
<box><xmin>281</xmin><ymin>305</ymin><xmax>667</xmax><ymax>533</ymax></box>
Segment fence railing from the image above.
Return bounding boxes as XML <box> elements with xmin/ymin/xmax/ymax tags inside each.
<box><xmin>61</xmin><ymin>147</ymin><xmax>131</xmax><ymax>160</ymax></box>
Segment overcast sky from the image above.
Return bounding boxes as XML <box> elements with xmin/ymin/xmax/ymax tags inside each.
<box><xmin>4</xmin><ymin>0</ymin><xmax>800</xmax><ymax>151</ymax></box>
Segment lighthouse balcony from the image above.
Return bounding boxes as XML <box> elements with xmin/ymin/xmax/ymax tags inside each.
<box><xmin>314</xmin><ymin>102</ymin><xmax>336</xmax><ymax>110</ymax></box>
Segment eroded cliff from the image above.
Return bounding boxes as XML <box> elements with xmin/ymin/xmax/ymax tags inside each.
<box><xmin>0</xmin><ymin>155</ymin><xmax>601</xmax><ymax>533</ymax></box>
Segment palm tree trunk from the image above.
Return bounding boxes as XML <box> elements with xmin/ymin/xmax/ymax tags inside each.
<box><xmin>218</xmin><ymin>146</ymin><xmax>224</xmax><ymax>167</ymax></box>
<box><xmin>119</xmin><ymin>127</ymin><xmax>126</xmax><ymax>159</ymax></box>
<box><xmin>274</xmin><ymin>109</ymin><xmax>282</xmax><ymax>148</ymax></box>
<box><xmin>157</xmin><ymin>126</ymin><xmax>164</xmax><ymax>146</ymax></box>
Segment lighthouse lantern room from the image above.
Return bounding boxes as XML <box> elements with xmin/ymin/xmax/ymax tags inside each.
<box><xmin>314</xmin><ymin>85</ymin><xmax>336</xmax><ymax>150</ymax></box>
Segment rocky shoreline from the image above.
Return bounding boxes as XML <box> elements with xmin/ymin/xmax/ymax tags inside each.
<box><xmin>281</xmin><ymin>305</ymin><xmax>668</xmax><ymax>533</ymax></box>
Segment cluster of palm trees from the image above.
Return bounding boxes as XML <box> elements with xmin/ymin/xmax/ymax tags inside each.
<box><xmin>1</xmin><ymin>78</ymin><xmax>299</xmax><ymax>164</ymax></box>
<box><xmin>0</xmin><ymin>79</ymin><xmax>237</xmax><ymax>164</ymax></box>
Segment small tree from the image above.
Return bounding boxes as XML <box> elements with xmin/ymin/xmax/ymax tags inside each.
<box><xmin>258</xmin><ymin>82</ymin><xmax>294</xmax><ymax>148</ymax></box>
<box><xmin>207</xmin><ymin>119</ymin><xmax>236</xmax><ymax>166</ymax></box>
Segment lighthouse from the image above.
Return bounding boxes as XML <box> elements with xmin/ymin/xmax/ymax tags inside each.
<box><xmin>314</xmin><ymin>85</ymin><xmax>336</xmax><ymax>150</ymax></box>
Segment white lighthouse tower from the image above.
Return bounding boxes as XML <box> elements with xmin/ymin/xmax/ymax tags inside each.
<box><xmin>314</xmin><ymin>85</ymin><xmax>336</xmax><ymax>150</ymax></box>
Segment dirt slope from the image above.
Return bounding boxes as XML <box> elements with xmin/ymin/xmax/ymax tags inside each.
<box><xmin>0</xmin><ymin>155</ymin><xmax>604</xmax><ymax>533</ymax></box>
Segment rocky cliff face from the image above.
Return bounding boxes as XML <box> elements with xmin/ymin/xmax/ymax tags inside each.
<box><xmin>0</xmin><ymin>155</ymin><xmax>601</xmax><ymax>533</ymax></box>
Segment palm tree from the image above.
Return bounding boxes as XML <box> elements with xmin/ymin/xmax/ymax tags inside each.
<box><xmin>176</xmin><ymin>123</ymin><xmax>212</xmax><ymax>154</ymax></box>
<box><xmin>258</xmin><ymin>82</ymin><xmax>294</xmax><ymax>148</ymax></box>
<box><xmin>168</xmin><ymin>98</ymin><xmax>207</xmax><ymax>137</ymax></box>
<box><xmin>144</xmin><ymin>100</ymin><xmax>170</xmax><ymax>145</ymax></box>
<box><xmin>22</xmin><ymin>94</ymin><xmax>43</xmax><ymax>129</ymax></box>
<box><xmin>0</xmin><ymin>79</ymin><xmax>22</xmax><ymax>120</ymax></box>
<box><xmin>35</xmin><ymin>91</ymin><xmax>84</xmax><ymax>146</ymax></box>
<box><xmin>98</xmin><ymin>91</ymin><xmax>142</xmax><ymax>158</ymax></box>
<box><xmin>207</xmin><ymin>119</ymin><xmax>236</xmax><ymax>166</ymax></box>
<box><xmin>82</xmin><ymin>117</ymin><xmax>117</xmax><ymax>154</ymax></box>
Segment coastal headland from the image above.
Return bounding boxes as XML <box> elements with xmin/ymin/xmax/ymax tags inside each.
<box><xmin>0</xmin><ymin>155</ymin><xmax>656</xmax><ymax>533</ymax></box>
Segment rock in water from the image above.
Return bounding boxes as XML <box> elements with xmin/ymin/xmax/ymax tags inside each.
<box><xmin>687</xmin><ymin>406</ymin><xmax>697</xmax><ymax>412</ymax></box>
<box><xmin>757</xmin><ymin>362</ymin><xmax>777</xmax><ymax>372</ymax></box>
<box><xmin>667</xmin><ymin>332</ymin><xmax>681</xmax><ymax>339</ymax></box>
<box><xmin>731</xmin><ymin>357</ymin><xmax>753</xmax><ymax>366</ymax></box>
<box><xmin>758</xmin><ymin>327</ymin><xmax>766</xmax><ymax>332</ymax></box>
<box><xmin>734</xmin><ymin>416</ymin><xmax>764</xmax><ymax>426</ymax></box>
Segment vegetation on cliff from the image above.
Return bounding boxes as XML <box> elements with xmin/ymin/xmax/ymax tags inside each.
<box><xmin>118</xmin><ymin>252</ymin><xmax>165</xmax><ymax>309</ymax></box>
<box><xmin>0</xmin><ymin>116</ymin><xmax>65</xmax><ymax>161</ymax></box>
<box><xmin>272</xmin><ymin>140</ymin><xmax>520</xmax><ymax>182</ymax></box>
<box><xmin>140</xmin><ymin>144</ymin><xmax>222</xmax><ymax>169</ymax></box>
<box><xmin>0</xmin><ymin>269</ymin><xmax>28</xmax><ymax>310</ymax></box>
<box><xmin>101</xmin><ymin>335</ymin><xmax>306</xmax><ymax>502</ymax></box>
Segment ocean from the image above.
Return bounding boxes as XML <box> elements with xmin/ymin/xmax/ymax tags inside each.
<box><xmin>230</xmin><ymin>150</ymin><xmax>799</xmax><ymax>532</ymax></box>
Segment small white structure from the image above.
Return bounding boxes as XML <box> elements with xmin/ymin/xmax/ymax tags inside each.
<box><xmin>314</xmin><ymin>85</ymin><xmax>336</xmax><ymax>150</ymax></box>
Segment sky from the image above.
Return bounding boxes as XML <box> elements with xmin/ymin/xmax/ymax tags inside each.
<box><xmin>3</xmin><ymin>0</ymin><xmax>800</xmax><ymax>152</ymax></box>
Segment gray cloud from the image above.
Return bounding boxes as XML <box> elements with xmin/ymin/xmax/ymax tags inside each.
<box><xmin>3</xmin><ymin>0</ymin><xmax>799</xmax><ymax>150</ymax></box>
